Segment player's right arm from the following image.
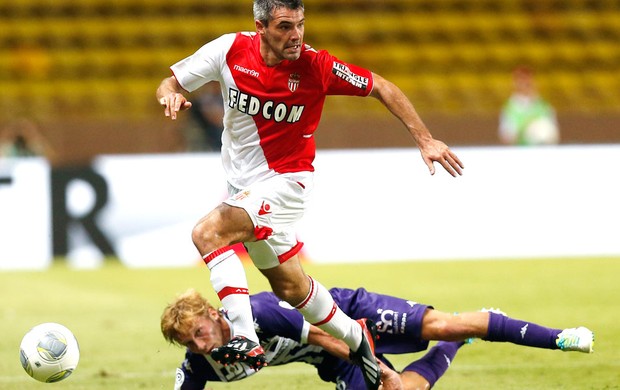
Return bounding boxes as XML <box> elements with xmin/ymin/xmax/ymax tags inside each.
<box><xmin>158</xmin><ymin>33</ymin><xmax>236</xmax><ymax>121</ymax></box>
<box><xmin>156</xmin><ymin>76</ymin><xmax>192</xmax><ymax>120</ymax></box>
<box><xmin>378</xmin><ymin>360</ymin><xmax>404</xmax><ymax>390</ymax></box>
<box><xmin>306</xmin><ymin>325</ymin><xmax>350</xmax><ymax>360</ymax></box>
<box><xmin>307</xmin><ymin>325</ymin><xmax>404</xmax><ymax>389</ymax></box>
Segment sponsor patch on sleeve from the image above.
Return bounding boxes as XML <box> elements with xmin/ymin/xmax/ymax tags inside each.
<box><xmin>332</xmin><ymin>62</ymin><xmax>370</xmax><ymax>90</ymax></box>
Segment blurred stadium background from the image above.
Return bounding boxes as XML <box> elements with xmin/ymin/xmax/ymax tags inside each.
<box><xmin>1</xmin><ymin>0</ymin><xmax>619</xmax><ymax>166</ymax></box>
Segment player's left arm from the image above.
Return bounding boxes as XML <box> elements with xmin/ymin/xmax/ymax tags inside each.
<box><xmin>369</xmin><ymin>73</ymin><xmax>464</xmax><ymax>177</ymax></box>
<box><xmin>307</xmin><ymin>324</ymin><xmax>351</xmax><ymax>361</ymax></box>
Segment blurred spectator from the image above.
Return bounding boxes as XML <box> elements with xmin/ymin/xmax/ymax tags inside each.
<box><xmin>9</xmin><ymin>43</ymin><xmax>51</xmax><ymax>80</ymax></box>
<box><xmin>0</xmin><ymin>118</ymin><xmax>54</xmax><ymax>159</ymax></box>
<box><xmin>184</xmin><ymin>82</ymin><xmax>224</xmax><ymax>152</ymax></box>
<box><xmin>499</xmin><ymin>66</ymin><xmax>559</xmax><ymax>145</ymax></box>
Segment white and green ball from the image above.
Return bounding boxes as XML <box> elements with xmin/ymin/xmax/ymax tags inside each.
<box><xmin>19</xmin><ymin>322</ymin><xmax>80</xmax><ymax>383</ymax></box>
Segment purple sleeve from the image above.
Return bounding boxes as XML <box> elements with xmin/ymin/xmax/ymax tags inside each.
<box><xmin>250</xmin><ymin>292</ymin><xmax>306</xmax><ymax>342</ymax></box>
<box><xmin>177</xmin><ymin>352</ymin><xmax>210</xmax><ymax>389</ymax></box>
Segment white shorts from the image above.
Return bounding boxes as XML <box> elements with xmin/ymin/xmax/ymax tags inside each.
<box><xmin>224</xmin><ymin>172</ymin><xmax>314</xmax><ymax>269</ymax></box>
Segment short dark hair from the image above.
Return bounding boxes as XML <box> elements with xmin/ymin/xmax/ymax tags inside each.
<box><xmin>253</xmin><ymin>0</ymin><xmax>304</xmax><ymax>26</ymax></box>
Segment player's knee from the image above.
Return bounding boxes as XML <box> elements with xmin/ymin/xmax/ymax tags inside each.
<box><xmin>191</xmin><ymin>219</ymin><xmax>221</xmax><ymax>254</ymax></box>
<box><xmin>191</xmin><ymin>220</ymin><xmax>208</xmax><ymax>245</ymax></box>
<box><xmin>433</xmin><ymin>319</ymin><xmax>456</xmax><ymax>339</ymax></box>
<box><xmin>400</xmin><ymin>371</ymin><xmax>431</xmax><ymax>390</ymax></box>
<box><xmin>422</xmin><ymin>311</ymin><xmax>461</xmax><ymax>340</ymax></box>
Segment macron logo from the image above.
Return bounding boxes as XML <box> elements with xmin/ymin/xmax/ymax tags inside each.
<box><xmin>520</xmin><ymin>324</ymin><xmax>529</xmax><ymax>339</ymax></box>
<box><xmin>258</xmin><ymin>201</ymin><xmax>271</xmax><ymax>216</ymax></box>
<box><xmin>233</xmin><ymin>64</ymin><xmax>260</xmax><ymax>78</ymax></box>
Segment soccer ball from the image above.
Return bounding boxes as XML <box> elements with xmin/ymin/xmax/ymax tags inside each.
<box><xmin>19</xmin><ymin>322</ymin><xmax>80</xmax><ymax>383</ymax></box>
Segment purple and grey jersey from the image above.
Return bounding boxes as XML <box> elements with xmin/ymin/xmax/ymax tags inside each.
<box><xmin>173</xmin><ymin>288</ymin><xmax>431</xmax><ymax>390</ymax></box>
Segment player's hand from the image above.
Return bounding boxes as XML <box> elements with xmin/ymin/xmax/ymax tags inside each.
<box><xmin>159</xmin><ymin>93</ymin><xmax>192</xmax><ymax>120</ymax></box>
<box><xmin>419</xmin><ymin>139</ymin><xmax>464</xmax><ymax>177</ymax></box>
<box><xmin>378</xmin><ymin>360</ymin><xmax>403</xmax><ymax>390</ymax></box>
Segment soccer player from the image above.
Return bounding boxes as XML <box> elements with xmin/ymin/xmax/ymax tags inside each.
<box><xmin>156</xmin><ymin>1</ymin><xmax>463</xmax><ymax>388</ymax></box>
<box><xmin>161</xmin><ymin>288</ymin><xmax>594</xmax><ymax>390</ymax></box>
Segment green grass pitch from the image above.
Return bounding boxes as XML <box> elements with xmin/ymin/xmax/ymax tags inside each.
<box><xmin>1</xmin><ymin>257</ymin><xmax>619</xmax><ymax>389</ymax></box>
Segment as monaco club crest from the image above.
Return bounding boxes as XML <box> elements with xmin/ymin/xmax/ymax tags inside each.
<box><xmin>288</xmin><ymin>73</ymin><xmax>300</xmax><ymax>92</ymax></box>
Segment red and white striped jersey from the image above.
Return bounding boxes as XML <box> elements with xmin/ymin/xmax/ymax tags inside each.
<box><xmin>171</xmin><ymin>32</ymin><xmax>374</xmax><ymax>189</ymax></box>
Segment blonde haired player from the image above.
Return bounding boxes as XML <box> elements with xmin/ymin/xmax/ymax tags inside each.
<box><xmin>161</xmin><ymin>288</ymin><xmax>593</xmax><ymax>389</ymax></box>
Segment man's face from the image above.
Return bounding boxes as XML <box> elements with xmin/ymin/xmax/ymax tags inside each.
<box><xmin>513</xmin><ymin>71</ymin><xmax>535</xmax><ymax>96</ymax></box>
<box><xmin>256</xmin><ymin>7</ymin><xmax>305</xmax><ymax>65</ymax></box>
<box><xmin>176</xmin><ymin>311</ymin><xmax>227</xmax><ymax>355</ymax></box>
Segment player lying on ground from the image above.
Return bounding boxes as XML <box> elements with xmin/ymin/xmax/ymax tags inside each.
<box><xmin>161</xmin><ymin>287</ymin><xmax>594</xmax><ymax>390</ymax></box>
